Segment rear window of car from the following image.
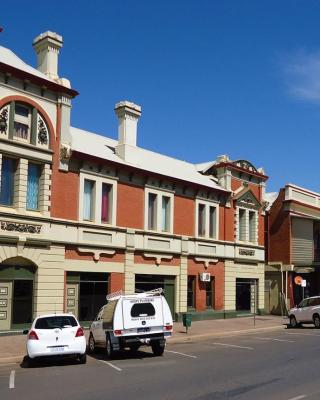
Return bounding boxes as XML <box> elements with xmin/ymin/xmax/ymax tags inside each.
<box><xmin>35</xmin><ymin>316</ymin><xmax>78</xmax><ymax>329</ymax></box>
<box><xmin>131</xmin><ymin>303</ymin><xmax>155</xmax><ymax>317</ymax></box>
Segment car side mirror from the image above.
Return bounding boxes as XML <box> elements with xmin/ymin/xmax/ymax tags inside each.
<box><xmin>23</xmin><ymin>329</ymin><xmax>29</xmax><ymax>335</ymax></box>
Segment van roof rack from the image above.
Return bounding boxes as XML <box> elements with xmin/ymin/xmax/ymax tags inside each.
<box><xmin>106</xmin><ymin>288</ymin><xmax>163</xmax><ymax>301</ymax></box>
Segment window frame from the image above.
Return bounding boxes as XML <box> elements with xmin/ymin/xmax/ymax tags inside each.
<box><xmin>79</xmin><ymin>172</ymin><xmax>117</xmax><ymax>225</ymax></box>
<box><xmin>13</xmin><ymin>103</ymin><xmax>32</xmax><ymax>143</ymax></box>
<box><xmin>26</xmin><ymin>161</ymin><xmax>42</xmax><ymax>211</ymax></box>
<box><xmin>195</xmin><ymin>199</ymin><xmax>219</xmax><ymax>240</ymax></box>
<box><xmin>236</xmin><ymin>207</ymin><xmax>258</xmax><ymax>244</ymax></box>
<box><xmin>144</xmin><ymin>188</ymin><xmax>174</xmax><ymax>233</ymax></box>
<box><xmin>0</xmin><ymin>156</ymin><xmax>17</xmax><ymax>207</ymax></box>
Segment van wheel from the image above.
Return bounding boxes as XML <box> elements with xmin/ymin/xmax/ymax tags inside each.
<box><xmin>88</xmin><ymin>334</ymin><xmax>96</xmax><ymax>354</ymax></box>
<box><xmin>313</xmin><ymin>314</ymin><xmax>320</xmax><ymax>328</ymax></box>
<box><xmin>289</xmin><ymin>315</ymin><xmax>298</xmax><ymax>328</ymax></box>
<box><xmin>106</xmin><ymin>335</ymin><xmax>114</xmax><ymax>359</ymax></box>
<box><xmin>151</xmin><ymin>341</ymin><xmax>165</xmax><ymax>356</ymax></box>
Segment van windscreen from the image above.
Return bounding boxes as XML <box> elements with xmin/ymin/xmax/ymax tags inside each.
<box><xmin>131</xmin><ymin>302</ymin><xmax>155</xmax><ymax>317</ymax></box>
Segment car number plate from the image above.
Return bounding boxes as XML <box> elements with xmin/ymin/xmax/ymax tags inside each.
<box><xmin>50</xmin><ymin>346</ymin><xmax>65</xmax><ymax>352</ymax></box>
<box><xmin>137</xmin><ymin>327</ymin><xmax>150</xmax><ymax>333</ymax></box>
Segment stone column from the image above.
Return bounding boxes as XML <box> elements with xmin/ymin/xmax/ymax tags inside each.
<box><xmin>124</xmin><ymin>229</ymin><xmax>135</xmax><ymax>294</ymax></box>
<box><xmin>178</xmin><ymin>236</ymin><xmax>189</xmax><ymax>314</ymax></box>
<box><xmin>39</xmin><ymin>163</ymin><xmax>51</xmax><ymax>216</ymax></box>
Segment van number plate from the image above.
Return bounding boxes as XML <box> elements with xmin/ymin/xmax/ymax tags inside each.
<box><xmin>137</xmin><ymin>327</ymin><xmax>150</xmax><ymax>333</ymax></box>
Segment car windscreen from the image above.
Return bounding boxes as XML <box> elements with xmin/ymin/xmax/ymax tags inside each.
<box><xmin>35</xmin><ymin>316</ymin><xmax>78</xmax><ymax>329</ymax></box>
<box><xmin>131</xmin><ymin>302</ymin><xmax>155</xmax><ymax>317</ymax></box>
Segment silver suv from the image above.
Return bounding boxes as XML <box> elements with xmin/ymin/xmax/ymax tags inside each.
<box><xmin>288</xmin><ymin>296</ymin><xmax>320</xmax><ymax>328</ymax></box>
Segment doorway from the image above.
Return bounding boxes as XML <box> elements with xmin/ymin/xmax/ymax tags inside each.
<box><xmin>135</xmin><ymin>274</ymin><xmax>175</xmax><ymax>317</ymax></box>
<box><xmin>236</xmin><ymin>278</ymin><xmax>258</xmax><ymax>313</ymax></box>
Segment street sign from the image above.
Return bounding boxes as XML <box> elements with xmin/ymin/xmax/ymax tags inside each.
<box><xmin>301</xmin><ymin>280</ymin><xmax>307</xmax><ymax>287</ymax></box>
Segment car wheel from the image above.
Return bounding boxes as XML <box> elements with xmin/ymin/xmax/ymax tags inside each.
<box><xmin>88</xmin><ymin>334</ymin><xmax>96</xmax><ymax>354</ymax></box>
<box><xmin>313</xmin><ymin>314</ymin><xmax>320</xmax><ymax>328</ymax></box>
<box><xmin>106</xmin><ymin>335</ymin><xmax>114</xmax><ymax>359</ymax></box>
<box><xmin>289</xmin><ymin>315</ymin><xmax>298</xmax><ymax>328</ymax></box>
<box><xmin>151</xmin><ymin>340</ymin><xmax>165</xmax><ymax>356</ymax></box>
<box><xmin>25</xmin><ymin>356</ymin><xmax>36</xmax><ymax>368</ymax></box>
<box><xmin>78</xmin><ymin>353</ymin><xmax>87</xmax><ymax>364</ymax></box>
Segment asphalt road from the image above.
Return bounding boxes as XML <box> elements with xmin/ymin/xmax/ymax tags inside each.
<box><xmin>1</xmin><ymin>326</ymin><xmax>320</xmax><ymax>400</ymax></box>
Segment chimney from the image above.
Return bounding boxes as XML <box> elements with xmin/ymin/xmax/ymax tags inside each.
<box><xmin>115</xmin><ymin>101</ymin><xmax>141</xmax><ymax>146</ymax></box>
<box><xmin>33</xmin><ymin>31</ymin><xmax>63</xmax><ymax>80</ymax></box>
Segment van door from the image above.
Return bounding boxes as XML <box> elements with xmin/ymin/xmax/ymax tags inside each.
<box><xmin>122</xmin><ymin>297</ymin><xmax>164</xmax><ymax>329</ymax></box>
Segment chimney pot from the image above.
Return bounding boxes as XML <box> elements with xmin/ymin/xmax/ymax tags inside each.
<box><xmin>33</xmin><ymin>31</ymin><xmax>63</xmax><ymax>80</ymax></box>
<box><xmin>115</xmin><ymin>101</ymin><xmax>141</xmax><ymax>147</ymax></box>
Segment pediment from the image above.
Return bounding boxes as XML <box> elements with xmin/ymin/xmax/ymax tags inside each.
<box><xmin>235</xmin><ymin>189</ymin><xmax>261</xmax><ymax>210</ymax></box>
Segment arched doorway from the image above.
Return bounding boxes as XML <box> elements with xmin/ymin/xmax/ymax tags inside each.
<box><xmin>0</xmin><ymin>257</ymin><xmax>36</xmax><ymax>331</ymax></box>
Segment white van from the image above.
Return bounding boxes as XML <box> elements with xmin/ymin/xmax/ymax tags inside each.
<box><xmin>88</xmin><ymin>289</ymin><xmax>173</xmax><ymax>358</ymax></box>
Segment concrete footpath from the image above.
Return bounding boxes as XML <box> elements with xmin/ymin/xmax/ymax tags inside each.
<box><xmin>0</xmin><ymin>315</ymin><xmax>287</xmax><ymax>365</ymax></box>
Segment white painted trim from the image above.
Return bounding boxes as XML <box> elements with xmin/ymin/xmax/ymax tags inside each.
<box><xmin>236</xmin><ymin>206</ymin><xmax>258</xmax><ymax>245</ymax></box>
<box><xmin>195</xmin><ymin>199</ymin><xmax>219</xmax><ymax>240</ymax></box>
<box><xmin>79</xmin><ymin>172</ymin><xmax>117</xmax><ymax>226</ymax></box>
<box><xmin>144</xmin><ymin>187</ymin><xmax>174</xmax><ymax>234</ymax></box>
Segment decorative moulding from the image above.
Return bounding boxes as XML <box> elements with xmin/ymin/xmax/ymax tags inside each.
<box><xmin>194</xmin><ymin>257</ymin><xmax>219</xmax><ymax>269</ymax></box>
<box><xmin>77</xmin><ymin>247</ymin><xmax>115</xmax><ymax>262</ymax></box>
<box><xmin>143</xmin><ymin>252</ymin><xmax>173</xmax><ymax>266</ymax></box>
<box><xmin>0</xmin><ymin>220</ymin><xmax>42</xmax><ymax>234</ymax></box>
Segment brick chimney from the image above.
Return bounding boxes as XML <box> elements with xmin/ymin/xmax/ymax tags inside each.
<box><xmin>33</xmin><ymin>31</ymin><xmax>63</xmax><ymax>80</ymax></box>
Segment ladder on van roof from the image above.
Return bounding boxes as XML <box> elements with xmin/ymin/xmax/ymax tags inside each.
<box><xmin>106</xmin><ymin>288</ymin><xmax>163</xmax><ymax>301</ymax></box>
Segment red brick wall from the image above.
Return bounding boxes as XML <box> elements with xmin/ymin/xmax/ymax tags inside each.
<box><xmin>174</xmin><ymin>195</ymin><xmax>195</xmax><ymax>236</ymax></box>
<box><xmin>258</xmin><ymin>213</ymin><xmax>265</xmax><ymax>246</ymax></box>
<box><xmin>268</xmin><ymin>189</ymin><xmax>291</xmax><ymax>264</ymax></box>
<box><xmin>117</xmin><ymin>182</ymin><xmax>144</xmax><ymax>229</ymax></box>
<box><xmin>220</xmin><ymin>206</ymin><xmax>234</xmax><ymax>241</ymax></box>
<box><xmin>188</xmin><ymin>259</ymin><xmax>224</xmax><ymax>311</ymax></box>
<box><xmin>108</xmin><ymin>273</ymin><xmax>125</xmax><ymax>293</ymax></box>
<box><xmin>50</xmin><ymin>104</ymin><xmax>79</xmax><ymax>220</ymax></box>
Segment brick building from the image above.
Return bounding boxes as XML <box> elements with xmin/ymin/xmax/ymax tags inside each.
<box><xmin>0</xmin><ymin>32</ymin><xmax>267</xmax><ymax>331</ymax></box>
<box><xmin>266</xmin><ymin>184</ymin><xmax>320</xmax><ymax>314</ymax></box>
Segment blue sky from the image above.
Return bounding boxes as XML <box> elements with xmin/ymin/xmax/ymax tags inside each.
<box><xmin>1</xmin><ymin>1</ymin><xmax>320</xmax><ymax>193</ymax></box>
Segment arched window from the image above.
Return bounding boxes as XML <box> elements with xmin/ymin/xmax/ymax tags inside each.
<box><xmin>0</xmin><ymin>101</ymin><xmax>49</xmax><ymax>148</ymax></box>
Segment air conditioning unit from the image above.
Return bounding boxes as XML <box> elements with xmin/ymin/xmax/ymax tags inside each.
<box><xmin>199</xmin><ymin>272</ymin><xmax>211</xmax><ymax>282</ymax></box>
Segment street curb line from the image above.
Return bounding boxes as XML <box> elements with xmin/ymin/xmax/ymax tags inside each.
<box><xmin>167</xmin><ymin>324</ymin><xmax>286</xmax><ymax>344</ymax></box>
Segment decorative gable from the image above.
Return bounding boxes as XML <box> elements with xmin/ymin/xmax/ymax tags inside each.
<box><xmin>235</xmin><ymin>189</ymin><xmax>261</xmax><ymax>210</ymax></box>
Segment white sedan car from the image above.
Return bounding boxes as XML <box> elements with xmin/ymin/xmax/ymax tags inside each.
<box><xmin>288</xmin><ymin>296</ymin><xmax>320</xmax><ymax>328</ymax></box>
<box><xmin>24</xmin><ymin>313</ymin><xmax>87</xmax><ymax>367</ymax></box>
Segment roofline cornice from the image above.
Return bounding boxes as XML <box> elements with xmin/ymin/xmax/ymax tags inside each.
<box><xmin>0</xmin><ymin>61</ymin><xmax>79</xmax><ymax>98</ymax></box>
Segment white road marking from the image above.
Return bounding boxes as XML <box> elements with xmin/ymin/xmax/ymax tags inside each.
<box><xmin>165</xmin><ymin>350</ymin><xmax>198</xmax><ymax>358</ymax></box>
<box><xmin>98</xmin><ymin>360</ymin><xmax>122</xmax><ymax>371</ymax></box>
<box><xmin>287</xmin><ymin>332</ymin><xmax>320</xmax><ymax>337</ymax></box>
<box><xmin>253</xmin><ymin>337</ymin><xmax>295</xmax><ymax>343</ymax></box>
<box><xmin>212</xmin><ymin>343</ymin><xmax>254</xmax><ymax>350</ymax></box>
<box><xmin>287</xmin><ymin>395</ymin><xmax>307</xmax><ymax>400</ymax></box>
<box><xmin>9</xmin><ymin>370</ymin><xmax>15</xmax><ymax>389</ymax></box>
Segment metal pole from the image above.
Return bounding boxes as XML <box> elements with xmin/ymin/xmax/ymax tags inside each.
<box><xmin>253</xmin><ymin>280</ymin><xmax>256</xmax><ymax>326</ymax></box>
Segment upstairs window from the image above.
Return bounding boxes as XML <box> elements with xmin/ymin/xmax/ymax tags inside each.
<box><xmin>83</xmin><ymin>179</ymin><xmax>95</xmax><ymax>221</ymax></box>
<box><xmin>196</xmin><ymin>200</ymin><xmax>219</xmax><ymax>239</ymax></box>
<box><xmin>0</xmin><ymin>102</ymin><xmax>49</xmax><ymax>148</ymax></box>
<box><xmin>101</xmin><ymin>183</ymin><xmax>112</xmax><ymax>224</ymax></box>
<box><xmin>14</xmin><ymin>104</ymin><xmax>31</xmax><ymax>141</ymax></box>
<box><xmin>26</xmin><ymin>163</ymin><xmax>41</xmax><ymax>210</ymax></box>
<box><xmin>0</xmin><ymin>157</ymin><xmax>16</xmax><ymax>206</ymax></box>
<box><xmin>237</xmin><ymin>208</ymin><xmax>258</xmax><ymax>243</ymax></box>
<box><xmin>145</xmin><ymin>189</ymin><xmax>173</xmax><ymax>233</ymax></box>
<box><xmin>80</xmin><ymin>173</ymin><xmax>117</xmax><ymax>225</ymax></box>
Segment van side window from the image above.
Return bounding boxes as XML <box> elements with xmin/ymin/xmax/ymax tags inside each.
<box><xmin>131</xmin><ymin>303</ymin><xmax>155</xmax><ymax>317</ymax></box>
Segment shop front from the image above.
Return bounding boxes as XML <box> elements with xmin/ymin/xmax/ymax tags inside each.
<box><xmin>0</xmin><ymin>258</ymin><xmax>35</xmax><ymax>331</ymax></box>
<box><xmin>66</xmin><ymin>272</ymin><xmax>109</xmax><ymax>324</ymax></box>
